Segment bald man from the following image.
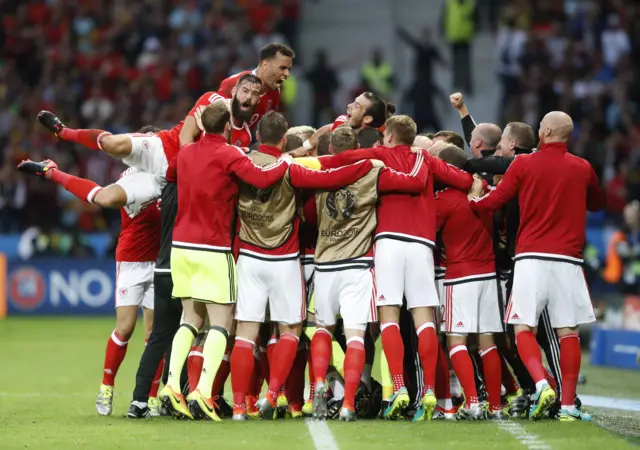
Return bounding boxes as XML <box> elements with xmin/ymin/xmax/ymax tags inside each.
<box><xmin>450</xmin><ymin>92</ymin><xmax>501</xmax><ymax>158</ymax></box>
<box><xmin>468</xmin><ymin>111</ymin><xmax>604</xmax><ymax>422</ymax></box>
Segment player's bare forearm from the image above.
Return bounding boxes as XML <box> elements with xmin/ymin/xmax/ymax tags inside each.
<box><xmin>179</xmin><ymin>116</ymin><xmax>199</xmax><ymax>148</ymax></box>
<box><xmin>310</xmin><ymin>124</ymin><xmax>333</xmax><ymax>147</ymax></box>
<box><xmin>289</xmin><ymin>160</ymin><xmax>372</xmax><ymax>190</ymax></box>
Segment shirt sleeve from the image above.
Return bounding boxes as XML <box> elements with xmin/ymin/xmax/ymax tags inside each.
<box><xmin>427</xmin><ymin>152</ymin><xmax>473</xmax><ymax>190</ymax></box>
<box><xmin>464</xmin><ymin>156</ymin><xmax>514</xmax><ymax>175</ymax></box>
<box><xmin>378</xmin><ymin>154</ymin><xmax>428</xmax><ymax>193</ymax></box>
<box><xmin>586</xmin><ymin>164</ymin><xmax>605</xmax><ymax>212</ymax></box>
<box><xmin>461</xmin><ymin>114</ymin><xmax>476</xmax><ymax>148</ymax></box>
<box><xmin>319</xmin><ymin>148</ymin><xmax>382</xmax><ymax>169</ymax></box>
<box><xmin>226</xmin><ymin>148</ymin><xmax>289</xmax><ymax>189</ymax></box>
<box><xmin>217</xmin><ymin>76</ymin><xmax>235</xmax><ymax>98</ymax></box>
<box><xmin>288</xmin><ymin>160</ymin><xmax>373</xmax><ymax>190</ymax></box>
<box><xmin>187</xmin><ymin>92</ymin><xmax>220</xmax><ymax>116</ymax></box>
<box><xmin>470</xmin><ymin>156</ymin><xmax>523</xmax><ymax>212</ymax></box>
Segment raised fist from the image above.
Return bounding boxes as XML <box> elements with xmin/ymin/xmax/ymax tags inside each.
<box><xmin>450</xmin><ymin>92</ymin><xmax>464</xmax><ymax>109</ymax></box>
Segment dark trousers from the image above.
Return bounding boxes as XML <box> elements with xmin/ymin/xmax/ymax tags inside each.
<box><xmin>399</xmin><ymin>302</ymin><xmax>423</xmax><ymax>410</ymax></box>
<box><xmin>451</xmin><ymin>42</ymin><xmax>472</xmax><ymax>94</ymax></box>
<box><xmin>132</xmin><ymin>273</ymin><xmax>185</xmax><ymax>402</ymax></box>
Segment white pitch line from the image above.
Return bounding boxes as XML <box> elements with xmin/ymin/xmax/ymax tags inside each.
<box><xmin>580</xmin><ymin>395</ymin><xmax>640</xmax><ymax>412</ymax></box>
<box><xmin>497</xmin><ymin>421</ymin><xmax>551</xmax><ymax>450</ymax></box>
<box><xmin>305</xmin><ymin>419</ymin><xmax>340</xmax><ymax>450</ymax></box>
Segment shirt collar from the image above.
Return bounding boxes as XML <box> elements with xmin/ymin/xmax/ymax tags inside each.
<box><xmin>201</xmin><ymin>134</ymin><xmax>228</xmax><ymax>144</ymax></box>
<box><xmin>538</xmin><ymin>142</ymin><xmax>568</xmax><ymax>152</ymax></box>
<box><xmin>259</xmin><ymin>144</ymin><xmax>282</xmax><ymax>158</ymax></box>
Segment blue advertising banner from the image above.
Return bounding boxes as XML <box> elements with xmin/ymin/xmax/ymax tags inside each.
<box><xmin>5</xmin><ymin>258</ymin><xmax>116</xmax><ymax>315</ymax></box>
<box><xmin>590</xmin><ymin>327</ymin><xmax>640</xmax><ymax>371</ymax></box>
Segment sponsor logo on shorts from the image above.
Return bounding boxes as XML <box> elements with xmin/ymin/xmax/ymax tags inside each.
<box><xmin>119</xmin><ymin>288</ymin><xmax>128</xmax><ymax>298</ymax></box>
<box><xmin>511</xmin><ymin>313</ymin><xmax>520</xmax><ymax>320</ymax></box>
<box><xmin>9</xmin><ymin>267</ymin><xmax>45</xmax><ymax>311</ymax></box>
<box><xmin>378</xmin><ymin>295</ymin><xmax>385</xmax><ymax>302</ymax></box>
<box><xmin>456</xmin><ymin>321</ymin><xmax>464</xmax><ymax>328</ymax></box>
<box><xmin>141</xmin><ymin>140</ymin><xmax>149</xmax><ymax>150</ymax></box>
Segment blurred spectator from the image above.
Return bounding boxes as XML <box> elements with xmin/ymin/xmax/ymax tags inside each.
<box><xmin>305</xmin><ymin>50</ymin><xmax>339</xmax><ymax>128</ymax></box>
<box><xmin>603</xmin><ymin>201</ymin><xmax>640</xmax><ymax>293</ymax></box>
<box><xmin>441</xmin><ymin>0</ymin><xmax>477</xmax><ymax>94</ymax></box>
<box><xmin>361</xmin><ymin>48</ymin><xmax>393</xmax><ymax>100</ymax></box>
<box><xmin>0</xmin><ymin>0</ymin><xmax>299</xmax><ymax>234</ymax></box>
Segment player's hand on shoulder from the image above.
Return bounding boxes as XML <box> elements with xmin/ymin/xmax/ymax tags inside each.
<box><xmin>279</xmin><ymin>153</ymin><xmax>294</xmax><ymax>165</ymax></box>
<box><xmin>286</xmin><ymin>147</ymin><xmax>310</xmax><ymax>158</ymax></box>
<box><xmin>467</xmin><ymin>176</ymin><xmax>484</xmax><ymax>199</ymax></box>
<box><xmin>450</xmin><ymin>92</ymin><xmax>464</xmax><ymax>109</ymax></box>
<box><xmin>410</xmin><ymin>146</ymin><xmax>424</xmax><ymax>154</ymax></box>
<box><xmin>370</xmin><ymin>159</ymin><xmax>385</xmax><ymax>168</ymax></box>
<box><xmin>194</xmin><ymin>105</ymin><xmax>206</xmax><ymax>132</ymax></box>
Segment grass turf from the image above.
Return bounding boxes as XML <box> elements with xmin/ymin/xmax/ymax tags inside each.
<box><xmin>0</xmin><ymin>317</ymin><xmax>638</xmax><ymax>449</ymax></box>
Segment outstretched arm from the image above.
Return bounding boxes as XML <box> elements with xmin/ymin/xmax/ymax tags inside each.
<box><xmin>469</xmin><ymin>158</ymin><xmax>523</xmax><ymax>212</ymax></box>
<box><xmin>464</xmin><ymin>155</ymin><xmax>514</xmax><ymax>175</ymax></box>
<box><xmin>377</xmin><ymin>156</ymin><xmax>428</xmax><ymax>193</ymax></box>
<box><xmin>289</xmin><ymin>160</ymin><xmax>373</xmax><ymax>190</ymax></box>
<box><xmin>427</xmin><ymin>152</ymin><xmax>474</xmax><ymax>190</ymax></box>
<box><xmin>227</xmin><ymin>149</ymin><xmax>289</xmax><ymax>189</ymax></box>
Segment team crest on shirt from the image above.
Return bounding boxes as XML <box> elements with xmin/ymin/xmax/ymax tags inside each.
<box><xmin>234</xmin><ymin>140</ymin><xmax>243</xmax><ymax>146</ymax></box>
<box><xmin>249</xmin><ymin>185</ymin><xmax>274</xmax><ymax>204</ymax></box>
<box><xmin>325</xmin><ymin>188</ymin><xmax>357</xmax><ymax>221</ymax></box>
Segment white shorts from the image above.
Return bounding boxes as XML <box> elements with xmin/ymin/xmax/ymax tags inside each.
<box><xmin>115</xmin><ymin>261</ymin><xmax>155</xmax><ymax>309</ymax></box>
<box><xmin>442</xmin><ymin>276</ymin><xmax>503</xmax><ymax>334</ymax></box>
<box><xmin>116</xmin><ymin>169</ymin><xmax>163</xmax><ymax>219</ymax></box>
<box><xmin>374</xmin><ymin>239</ymin><xmax>439</xmax><ymax>309</ymax></box>
<box><xmin>235</xmin><ymin>255</ymin><xmax>306</xmax><ymax>325</ymax></box>
<box><xmin>124</xmin><ymin>134</ymin><xmax>169</xmax><ymax>178</ymax></box>
<box><xmin>314</xmin><ymin>268</ymin><xmax>377</xmax><ymax>329</ymax></box>
<box><xmin>507</xmin><ymin>258</ymin><xmax>596</xmax><ymax>328</ymax></box>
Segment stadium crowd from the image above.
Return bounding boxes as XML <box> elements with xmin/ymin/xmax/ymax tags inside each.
<box><xmin>0</xmin><ymin>0</ymin><xmax>631</xmax><ymax>427</ymax></box>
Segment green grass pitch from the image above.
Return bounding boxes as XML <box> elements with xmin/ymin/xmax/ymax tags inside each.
<box><xmin>0</xmin><ymin>317</ymin><xmax>638</xmax><ymax>449</ymax></box>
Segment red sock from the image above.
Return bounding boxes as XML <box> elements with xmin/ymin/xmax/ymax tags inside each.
<box><xmin>514</xmin><ymin>330</ymin><xmax>547</xmax><ymax>385</ymax></box>
<box><xmin>187</xmin><ymin>346</ymin><xmax>203</xmax><ymax>393</ymax></box>
<box><xmin>417</xmin><ymin>323</ymin><xmax>438</xmax><ymax>392</ymax></box>
<box><xmin>59</xmin><ymin>128</ymin><xmax>110</xmax><ymax>150</ymax></box>
<box><xmin>481</xmin><ymin>346</ymin><xmax>502</xmax><ymax>411</ymax></box>
<box><xmin>248</xmin><ymin>350</ymin><xmax>263</xmax><ymax>397</ymax></box>
<box><xmin>102</xmin><ymin>331</ymin><xmax>128</xmax><ymax>386</ymax></box>
<box><xmin>559</xmin><ymin>334</ymin><xmax>581</xmax><ymax>407</ymax></box>
<box><xmin>311</xmin><ymin>329</ymin><xmax>332</xmax><ymax>385</ymax></box>
<box><xmin>501</xmin><ymin>356</ymin><xmax>520</xmax><ymax>395</ymax></box>
<box><xmin>211</xmin><ymin>352</ymin><xmax>231</xmax><ymax>397</ymax></box>
<box><xmin>381</xmin><ymin>322</ymin><xmax>405</xmax><ymax>392</ymax></box>
<box><xmin>343</xmin><ymin>338</ymin><xmax>366</xmax><ymax>411</ymax></box>
<box><xmin>286</xmin><ymin>346</ymin><xmax>307</xmax><ymax>410</ymax></box>
<box><xmin>231</xmin><ymin>339</ymin><xmax>255</xmax><ymax>411</ymax></box>
<box><xmin>267</xmin><ymin>334</ymin><xmax>299</xmax><ymax>403</ymax></box>
<box><xmin>307</xmin><ymin>348</ymin><xmax>315</xmax><ymax>401</ymax></box>
<box><xmin>544</xmin><ymin>367</ymin><xmax>558</xmax><ymax>392</ymax></box>
<box><xmin>260</xmin><ymin>345</ymin><xmax>270</xmax><ymax>385</ymax></box>
<box><xmin>435</xmin><ymin>341</ymin><xmax>451</xmax><ymax>400</ymax></box>
<box><xmin>267</xmin><ymin>337</ymin><xmax>278</xmax><ymax>370</ymax></box>
<box><xmin>449</xmin><ymin>344</ymin><xmax>478</xmax><ymax>406</ymax></box>
<box><xmin>49</xmin><ymin>170</ymin><xmax>101</xmax><ymax>203</ymax></box>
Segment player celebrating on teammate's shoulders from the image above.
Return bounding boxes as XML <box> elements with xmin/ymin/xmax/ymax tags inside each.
<box><xmin>179</xmin><ymin>43</ymin><xmax>294</xmax><ymax>146</ymax></box>
<box><xmin>318</xmin><ymin>116</ymin><xmax>474</xmax><ymax>421</ymax></box>
<box><xmin>17</xmin><ymin>138</ymin><xmax>164</xmax><ymax>417</ymax></box>
<box><xmin>434</xmin><ymin>145</ymin><xmax>504</xmax><ymax>420</ymax></box>
<box><xmin>469</xmin><ymin>111</ymin><xmax>604</xmax><ymax>421</ymax></box>
<box><xmin>159</xmin><ymin>103</ymin><xmax>291</xmax><ymax>421</ymax></box>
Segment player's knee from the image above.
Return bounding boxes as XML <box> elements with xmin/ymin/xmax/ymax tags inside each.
<box><xmin>115</xmin><ymin>315</ymin><xmax>136</xmax><ymax>341</ymax></box>
<box><xmin>279</xmin><ymin>322</ymin><xmax>302</xmax><ymax>337</ymax></box>
<box><xmin>94</xmin><ymin>185</ymin><xmax>127</xmax><ymax>209</ymax></box>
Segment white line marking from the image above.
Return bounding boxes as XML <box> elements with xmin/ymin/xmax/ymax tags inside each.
<box><xmin>497</xmin><ymin>422</ymin><xmax>551</xmax><ymax>450</ymax></box>
<box><xmin>580</xmin><ymin>395</ymin><xmax>640</xmax><ymax>412</ymax></box>
<box><xmin>305</xmin><ymin>419</ymin><xmax>339</xmax><ymax>450</ymax></box>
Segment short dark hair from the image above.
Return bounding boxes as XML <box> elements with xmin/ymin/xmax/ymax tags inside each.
<box><xmin>138</xmin><ymin>125</ymin><xmax>161</xmax><ymax>134</ymax></box>
<box><xmin>357</xmin><ymin>127</ymin><xmax>383</xmax><ymax>148</ymax></box>
<box><xmin>385</xmin><ymin>115</ymin><xmax>417</xmax><ymax>146</ymax></box>
<box><xmin>362</xmin><ymin>92</ymin><xmax>389</xmax><ymax>129</ymax></box>
<box><xmin>423</xmin><ymin>132</ymin><xmax>435</xmax><ymax>139</ymax></box>
<box><xmin>434</xmin><ymin>130</ymin><xmax>465</xmax><ymax>150</ymax></box>
<box><xmin>260</xmin><ymin>43</ymin><xmax>295</xmax><ymax>61</ymax></box>
<box><xmin>438</xmin><ymin>145</ymin><xmax>468</xmax><ymax>169</ymax></box>
<box><xmin>201</xmin><ymin>103</ymin><xmax>230</xmax><ymax>134</ymax></box>
<box><xmin>236</xmin><ymin>73</ymin><xmax>262</xmax><ymax>88</ymax></box>
<box><xmin>284</xmin><ymin>134</ymin><xmax>303</xmax><ymax>152</ymax></box>
<box><xmin>506</xmin><ymin>122</ymin><xmax>536</xmax><ymax>150</ymax></box>
<box><xmin>317</xmin><ymin>133</ymin><xmax>331</xmax><ymax>156</ymax></box>
<box><xmin>257</xmin><ymin>111</ymin><xmax>289</xmax><ymax>145</ymax></box>
<box><xmin>330</xmin><ymin>127</ymin><xmax>358</xmax><ymax>154</ymax></box>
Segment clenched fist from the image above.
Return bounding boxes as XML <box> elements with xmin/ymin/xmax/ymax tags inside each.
<box><xmin>450</xmin><ymin>92</ymin><xmax>464</xmax><ymax>110</ymax></box>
